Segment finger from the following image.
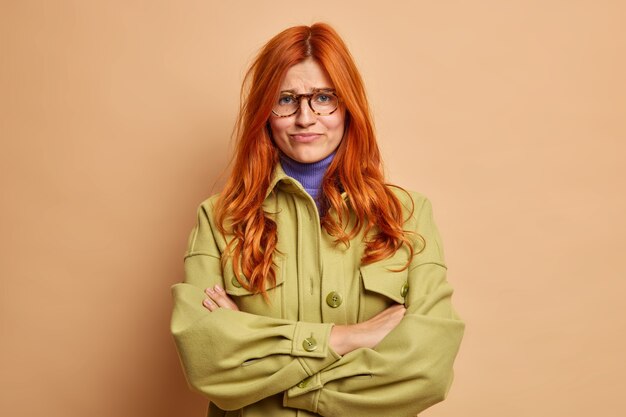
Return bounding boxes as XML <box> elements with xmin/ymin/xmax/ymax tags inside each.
<box><xmin>392</xmin><ymin>304</ymin><xmax>407</xmax><ymax>317</ymax></box>
<box><xmin>204</xmin><ymin>287</ymin><xmax>222</xmax><ymax>311</ymax></box>
<box><xmin>213</xmin><ymin>284</ymin><xmax>240</xmax><ymax>310</ymax></box>
<box><xmin>205</xmin><ymin>285</ymin><xmax>239</xmax><ymax>311</ymax></box>
<box><xmin>202</xmin><ymin>297</ymin><xmax>218</xmax><ymax>312</ymax></box>
<box><xmin>391</xmin><ymin>304</ymin><xmax>407</xmax><ymax>314</ymax></box>
<box><xmin>380</xmin><ymin>304</ymin><xmax>405</xmax><ymax>316</ymax></box>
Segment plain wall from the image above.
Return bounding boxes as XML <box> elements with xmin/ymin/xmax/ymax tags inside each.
<box><xmin>1</xmin><ymin>1</ymin><xmax>625</xmax><ymax>416</ymax></box>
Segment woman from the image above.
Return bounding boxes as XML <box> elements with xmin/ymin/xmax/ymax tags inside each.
<box><xmin>171</xmin><ymin>23</ymin><xmax>465</xmax><ymax>417</ymax></box>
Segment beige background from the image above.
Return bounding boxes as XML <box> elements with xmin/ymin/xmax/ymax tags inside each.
<box><xmin>1</xmin><ymin>1</ymin><xmax>625</xmax><ymax>416</ymax></box>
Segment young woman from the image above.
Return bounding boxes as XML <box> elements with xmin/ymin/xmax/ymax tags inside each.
<box><xmin>171</xmin><ymin>23</ymin><xmax>465</xmax><ymax>417</ymax></box>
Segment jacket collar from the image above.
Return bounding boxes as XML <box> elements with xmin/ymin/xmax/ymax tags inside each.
<box><xmin>264</xmin><ymin>162</ymin><xmax>295</xmax><ymax>200</ymax></box>
<box><xmin>264</xmin><ymin>162</ymin><xmax>348</xmax><ymax>202</ymax></box>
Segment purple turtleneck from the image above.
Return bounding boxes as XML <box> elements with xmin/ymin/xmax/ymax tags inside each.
<box><xmin>279</xmin><ymin>150</ymin><xmax>336</xmax><ymax>214</ymax></box>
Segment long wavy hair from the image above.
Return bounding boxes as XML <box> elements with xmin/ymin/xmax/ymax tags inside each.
<box><xmin>215</xmin><ymin>23</ymin><xmax>416</xmax><ymax>296</ymax></box>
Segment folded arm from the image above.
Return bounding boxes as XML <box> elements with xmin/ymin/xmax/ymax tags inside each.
<box><xmin>171</xmin><ymin>279</ymin><xmax>340</xmax><ymax>410</ymax></box>
<box><xmin>282</xmin><ymin>196</ymin><xmax>466</xmax><ymax>417</ymax></box>
<box><xmin>170</xmin><ymin>202</ymin><xmax>341</xmax><ymax>411</ymax></box>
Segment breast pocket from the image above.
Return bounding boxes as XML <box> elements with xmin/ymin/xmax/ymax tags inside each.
<box><xmin>358</xmin><ymin>260</ymin><xmax>409</xmax><ymax>322</ymax></box>
<box><xmin>222</xmin><ymin>257</ymin><xmax>285</xmax><ymax>318</ymax></box>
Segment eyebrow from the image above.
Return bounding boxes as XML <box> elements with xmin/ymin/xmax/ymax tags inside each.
<box><xmin>279</xmin><ymin>87</ymin><xmax>336</xmax><ymax>95</ymax></box>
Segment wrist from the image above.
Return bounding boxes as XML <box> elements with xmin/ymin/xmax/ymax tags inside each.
<box><xmin>330</xmin><ymin>325</ymin><xmax>354</xmax><ymax>355</ymax></box>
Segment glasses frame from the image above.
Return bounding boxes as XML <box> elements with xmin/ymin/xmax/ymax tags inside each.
<box><xmin>271</xmin><ymin>90</ymin><xmax>340</xmax><ymax>117</ymax></box>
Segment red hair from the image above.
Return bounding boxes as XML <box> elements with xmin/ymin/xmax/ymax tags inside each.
<box><xmin>215</xmin><ymin>23</ymin><xmax>415</xmax><ymax>296</ymax></box>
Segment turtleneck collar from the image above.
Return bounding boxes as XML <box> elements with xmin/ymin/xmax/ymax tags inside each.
<box><xmin>279</xmin><ymin>150</ymin><xmax>336</xmax><ymax>213</ymax></box>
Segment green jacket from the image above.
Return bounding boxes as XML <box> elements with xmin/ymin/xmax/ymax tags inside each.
<box><xmin>170</xmin><ymin>164</ymin><xmax>465</xmax><ymax>417</ymax></box>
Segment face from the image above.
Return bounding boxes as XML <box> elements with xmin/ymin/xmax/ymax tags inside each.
<box><xmin>268</xmin><ymin>58</ymin><xmax>345</xmax><ymax>163</ymax></box>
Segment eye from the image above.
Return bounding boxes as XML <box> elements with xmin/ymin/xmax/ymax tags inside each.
<box><xmin>278</xmin><ymin>95</ymin><xmax>296</xmax><ymax>105</ymax></box>
<box><xmin>314</xmin><ymin>94</ymin><xmax>331</xmax><ymax>103</ymax></box>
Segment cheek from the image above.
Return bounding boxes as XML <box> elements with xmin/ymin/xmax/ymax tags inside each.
<box><xmin>269</xmin><ymin>118</ymin><xmax>290</xmax><ymax>138</ymax></box>
<box><xmin>268</xmin><ymin>118</ymin><xmax>292</xmax><ymax>154</ymax></box>
<box><xmin>324</xmin><ymin>113</ymin><xmax>345</xmax><ymax>137</ymax></box>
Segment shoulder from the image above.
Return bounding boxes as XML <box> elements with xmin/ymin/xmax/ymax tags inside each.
<box><xmin>196</xmin><ymin>193</ymin><xmax>221</xmax><ymax>218</ymax></box>
<box><xmin>386</xmin><ymin>185</ymin><xmax>434</xmax><ymax>222</ymax></box>
<box><xmin>186</xmin><ymin>194</ymin><xmax>223</xmax><ymax>239</ymax></box>
<box><xmin>387</xmin><ymin>185</ymin><xmax>446</xmax><ymax>262</ymax></box>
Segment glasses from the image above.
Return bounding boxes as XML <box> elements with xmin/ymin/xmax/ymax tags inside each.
<box><xmin>271</xmin><ymin>89</ymin><xmax>340</xmax><ymax>117</ymax></box>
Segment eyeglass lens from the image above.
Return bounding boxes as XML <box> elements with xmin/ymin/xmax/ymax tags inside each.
<box><xmin>273</xmin><ymin>92</ymin><xmax>338</xmax><ymax>116</ymax></box>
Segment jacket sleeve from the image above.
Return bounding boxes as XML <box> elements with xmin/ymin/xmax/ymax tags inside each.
<box><xmin>283</xmin><ymin>196</ymin><xmax>465</xmax><ymax>417</ymax></box>
<box><xmin>170</xmin><ymin>200</ymin><xmax>341</xmax><ymax>411</ymax></box>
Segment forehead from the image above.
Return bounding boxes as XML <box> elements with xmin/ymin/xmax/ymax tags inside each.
<box><xmin>279</xmin><ymin>58</ymin><xmax>334</xmax><ymax>92</ymax></box>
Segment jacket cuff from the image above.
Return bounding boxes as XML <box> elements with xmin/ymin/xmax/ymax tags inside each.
<box><xmin>283</xmin><ymin>386</ymin><xmax>320</xmax><ymax>413</ymax></box>
<box><xmin>291</xmin><ymin>322</ymin><xmax>335</xmax><ymax>359</ymax></box>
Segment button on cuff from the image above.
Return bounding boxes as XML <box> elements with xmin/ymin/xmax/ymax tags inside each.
<box><xmin>288</xmin><ymin>373</ymin><xmax>323</xmax><ymax>397</ymax></box>
<box><xmin>292</xmin><ymin>322</ymin><xmax>333</xmax><ymax>359</ymax></box>
<box><xmin>302</xmin><ymin>335</ymin><xmax>318</xmax><ymax>352</ymax></box>
<box><xmin>283</xmin><ymin>382</ymin><xmax>321</xmax><ymax>412</ymax></box>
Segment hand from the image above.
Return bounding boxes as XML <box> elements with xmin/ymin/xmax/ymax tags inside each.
<box><xmin>330</xmin><ymin>304</ymin><xmax>406</xmax><ymax>355</ymax></box>
<box><xmin>202</xmin><ymin>284</ymin><xmax>240</xmax><ymax>312</ymax></box>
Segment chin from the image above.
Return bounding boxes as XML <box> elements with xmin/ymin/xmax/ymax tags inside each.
<box><xmin>291</xmin><ymin>152</ymin><xmax>326</xmax><ymax>164</ymax></box>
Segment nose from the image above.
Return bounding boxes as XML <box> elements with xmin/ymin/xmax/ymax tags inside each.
<box><xmin>294</xmin><ymin>97</ymin><xmax>316</xmax><ymax>127</ymax></box>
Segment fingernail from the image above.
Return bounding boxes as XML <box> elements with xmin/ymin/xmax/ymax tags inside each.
<box><xmin>215</xmin><ymin>284</ymin><xmax>223</xmax><ymax>292</ymax></box>
<box><xmin>206</xmin><ymin>287</ymin><xmax>214</xmax><ymax>294</ymax></box>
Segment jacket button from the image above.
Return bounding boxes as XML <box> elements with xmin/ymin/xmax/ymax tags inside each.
<box><xmin>297</xmin><ymin>377</ymin><xmax>311</xmax><ymax>388</ymax></box>
<box><xmin>401</xmin><ymin>282</ymin><xmax>409</xmax><ymax>298</ymax></box>
<box><xmin>326</xmin><ymin>291</ymin><xmax>343</xmax><ymax>308</ymax></box>
<box><xmin>231</xmin><ymin>277</ymin><xmax>242</xmax><ymax>288</ymax></box>
<box><xmin>302</xmin><ymin>337</ymin><xmax>318</xmax><ymax>352</ymax></box>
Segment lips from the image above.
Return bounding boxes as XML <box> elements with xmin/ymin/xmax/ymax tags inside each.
<box><xmin>290</xmin><ymin>133</ymin><xmax>321</xmax><ymax>143</ymax></box>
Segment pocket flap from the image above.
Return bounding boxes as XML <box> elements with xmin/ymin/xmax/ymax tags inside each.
<box><xmin>359</xmin><ymin>261</ymin><xmax>408</xmax><ymax>304</ymax></box>
<box><xmin>223</xmin><ymin>257</ymin><xmax>285</xmax><ymax>296</ymax></box>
